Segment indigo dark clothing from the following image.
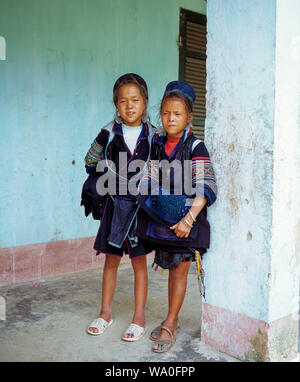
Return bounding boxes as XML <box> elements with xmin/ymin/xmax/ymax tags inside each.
<box><xmin>107</xmin><ymin>196</ymin><xmax>139</xmax><ymax>249</ymax></box>
<box><xmin>154</xmin><ymin>249</ymin><xmax>206</xmax><ymax>269</ymax></box>
<box><xmin>136</xmin><ymin>127</ymin><xmax>217</xmax><ymax>254</ymax></box>
<box><xmin>85</xmin><ymin>122</ymin><xmax>152</xmax><ymax>195</ymax></box>
<box><xmin>84</xmin><ymin>121</ymin><xmax>154</xmax><ymax>258</ymax></box>
<box><xmin>94</xmin><ymin>195</ymin><xmax>153</xmax><ymax>258</ymax></box>
<box><xmin>154</xmin><ymin>250</ymin><xmax>194</xmax><ymax>269</ymax></box>
<box><xmin>81</xmin><ymin>171</ymin><xmax>106</xmax><ymax>220</ymax></box>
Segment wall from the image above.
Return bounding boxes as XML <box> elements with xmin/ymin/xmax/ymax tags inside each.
<box><xmin>0</xmin><ymin>0</ymin><xmax>206</xmax><ymax>249</ymax></box>
<box><xmin>204</xmin><ymin>0</ymin><xmax>276</xmax><ymax>322</ymax></box>
<box><xmin>203</xmin><ymin>0</ymin><xmax>299</xmax><ymax>361</ymax></box>
<box><xmin>269</xmin><ymin>0</ymin><xmax>300</xmax><ymax>322</ymax></box>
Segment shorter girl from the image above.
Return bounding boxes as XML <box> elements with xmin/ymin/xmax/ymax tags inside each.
<box><xmin>136</xmin><ymin>81</ymin><xmax>217</xmax><ymax>353</ymax></box>
<box><xmin>84</xmin><ymin>73</ymin><xmax>155</xmax><ymax>341</ymax></box>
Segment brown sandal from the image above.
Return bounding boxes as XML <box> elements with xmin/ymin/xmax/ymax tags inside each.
<box><xmin>152</xmin><ymin>325</ymin><xmax>176</xmax><ymax>353</ymax></box>
<box><xmin>150</xmin><ymin>320</ymin><xmax>180</xmax><ymax>341</ymax></box>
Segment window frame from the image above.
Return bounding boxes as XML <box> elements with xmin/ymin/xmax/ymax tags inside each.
<box><xmin>178</xmin><ymin>8</ymin><xmax>207</xmax><ymax>134</ymax></box>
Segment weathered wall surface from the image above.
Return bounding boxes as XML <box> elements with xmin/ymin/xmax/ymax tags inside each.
<box><xmin>0</xmin><ymin>0</ymin><xmax>206</xmax><ymax>249</ymax></box>
<box><xmin>204</xmin><ymin>0</ymin><xmax>276</xmax><ymax>322</ymax></box>
<box><xmin>203</xmin><ymin>0</ymin><xmax>299</xmax><ymax>361</ymax></box>
<box><xmin>267</xmin><ymin>0</ymin><xmax>300</xmax><ymax>361</ymax></box>
<box><xmin>270</xmin><ymin>0</ymin><xmax>300</xmax><ymax>322</ymax></box>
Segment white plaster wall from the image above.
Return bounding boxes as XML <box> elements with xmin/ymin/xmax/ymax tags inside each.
<box><xmin>204</xmin><ymin>0</ymin><xmax>277</xmax><ymax>322</ymax></box>
<box><xmin>270</xmin><ymin>0</ymin><xmax>300</xmax><ymax>322</ymax></box>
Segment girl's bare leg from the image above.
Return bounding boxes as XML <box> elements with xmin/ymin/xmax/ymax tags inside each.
<box><xmin>151</xmin><ymin>266</ymin><xmax>173</xmax><ymax>341</ymax></box>
<box><xmin>123</xmin><ymin>255</ymin><xmax>148</xmax><ymax>338</ymax></box>
<box><xmin>88</xmin><ymin>254</ymin><xmax>121</xmax><ymax>334</ymax></box>
<box><xmin>153</xmin><ymin>260</ymin><xmax>191</xmax><ymax>350</ymax></box>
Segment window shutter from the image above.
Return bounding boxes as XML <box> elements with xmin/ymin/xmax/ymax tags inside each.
<box><xmin>179</xmin><ymin>9</ymin><xmax>207</xmax><ymax>141</ymax></box>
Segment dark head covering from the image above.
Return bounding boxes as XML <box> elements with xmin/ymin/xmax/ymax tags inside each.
<box><xmin>163</xmin><ymin>80</ymin><xmax>195</xmax><ymax>104</ymax></box>
<box><xmin>113</xmin><ymin>73</ymin><xmax>148</xmax><ymax>107</ymax></box>
<box><xmin>113</xmin><ymin>73</ymin><xmax>148</xmax><ymax>93</ymax></box>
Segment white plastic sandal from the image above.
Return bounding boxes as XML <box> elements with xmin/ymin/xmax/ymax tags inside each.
<box><xmin>122</xmin><ymin>323</ymin><xmax>147</xmax><ymax>342</ymax></box>
<box><xmin>87</xmin><ymin>317</ymin><xmax>113</xmax><ymax>336</ymax></box>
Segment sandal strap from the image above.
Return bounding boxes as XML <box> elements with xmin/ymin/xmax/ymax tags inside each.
<box><xmin>160</xmin><ymin>325</ymin><xmax>174</xmax><ymax>340</ymax></box>
<box><xmin>152</xmin><ymin>321</ymin><xmax>179</xmax><ymax>333</ymax></box>
<box><xmin>124</xmin><ymin>323</ymin><xmax>145</xmax><ymax>336</ymax></box>
<box><xmin>156</xmin><ymin>338</ymin><xmax>173</xmax><ymax>345</ymax></box>
<box><xmin>89</xmin><ymin>317</ymin><xmax>109</xmax><ymax>330</ymax></box>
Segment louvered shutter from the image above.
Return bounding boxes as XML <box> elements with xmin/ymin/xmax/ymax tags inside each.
<box><xmin>179</xmin><ymin>9</ymin><xmax>207</xmax><ymax>141</ymax></box>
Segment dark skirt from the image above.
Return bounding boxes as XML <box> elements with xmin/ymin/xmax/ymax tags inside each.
<box><xmin>153</xmin><ymin>248</ymin><xmax>207</xmax><ymax>269</ymax></box>
<box><xmin>93</xmin><ymin>195</ymin><xmax>153</xmax><ymax>259</ymax></box>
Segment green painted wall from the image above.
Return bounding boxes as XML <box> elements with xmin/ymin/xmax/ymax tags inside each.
<box><xmin>0</xmin><ymin>0</ymin><xmax>206</xmax><ymax>247</ymax></box>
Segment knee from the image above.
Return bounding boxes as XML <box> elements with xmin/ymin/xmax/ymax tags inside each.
<box><xmin>131</xmin><ymin>256</ymin><xmax>147</xmax><ymax>271</ymax></box>
<box><xmin>104</xmin><ymin>254</ymin><xmax>121</xmax><ymax>270</ymax></box>
<box><xmin>171</xmin><ymin>264</ymin><xmax>189</xmax><ymax>282</ymax></box>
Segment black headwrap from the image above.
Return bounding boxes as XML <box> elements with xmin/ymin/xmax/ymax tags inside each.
<box><xmin>113</xmin><ymin>73</ymin><xmax>148</xmax><ymax>94</ymax></box>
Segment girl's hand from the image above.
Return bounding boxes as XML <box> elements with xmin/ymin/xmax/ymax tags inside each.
<box><xmin>170</xmin><ymin>197</ymin><xmax>207</xmax><ymax>239</ymax></box>
<box><xmin>170</xmin><ymin>219</ymin><xmax>192</xmax><ymax>238</ymax></box>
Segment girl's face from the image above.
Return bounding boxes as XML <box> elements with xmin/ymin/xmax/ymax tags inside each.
<box><xmin>161</xmin><ymin>97</ymin><xmax>193</xmax><ymax>138</ymax></box>
<box><xmin>116</xmin><ymin>83</ymin><xmax>147</xmax><ymax>126</ymax></box>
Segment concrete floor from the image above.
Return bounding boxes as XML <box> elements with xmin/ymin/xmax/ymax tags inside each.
<box><xmin>0</xmin><ymin>259</ymin><xmax>239</xmax><ymax>362</ymax></box>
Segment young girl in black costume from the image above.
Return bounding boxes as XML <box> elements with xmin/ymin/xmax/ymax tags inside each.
<box><xmin>136</xmin><ymin>81</ymin><xmax>217</xmax><ymax>352</ymax></box>
<box><xmin>84</xmin><ymin>73</ymin><xmax>155</xmax><ymax>341</ymax></box>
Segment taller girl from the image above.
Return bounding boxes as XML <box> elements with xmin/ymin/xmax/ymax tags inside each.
<box><xmin>84</xmin><ymin>73</ymin><xmax>154</xmax><ymax>341</ymax></box>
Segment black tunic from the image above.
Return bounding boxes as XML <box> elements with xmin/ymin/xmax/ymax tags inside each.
<box><xmin>85</xmin><ymin>122</ymin><xmax>154</xmax><ymax>258</ymax></box>
<box><xmin>136</xmin><ymin>127</ymin><xmax>217</xmax><ymax>260</ymax></box>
